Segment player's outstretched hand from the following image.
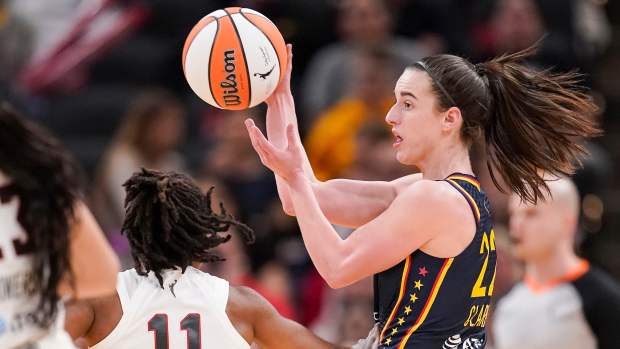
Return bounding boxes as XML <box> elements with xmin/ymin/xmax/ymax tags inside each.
<box><xmin>245</xmin><ymin>118</ymin><xmax>304</xmax><ymax>181</ymax></box>
<box><xmin>265</xmin><ymin>44</ymin><xmax>293</xmax><ymax>106</ymax></box>
<box><xmin>350</xmin><ymin>325</ymin><xmax>379</xmax><ymax>349</ymax></box>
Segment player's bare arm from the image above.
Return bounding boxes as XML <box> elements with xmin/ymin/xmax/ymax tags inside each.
<box><xmin>244</xmin><ymin>122</ymin><xmax>475</xmax><ymax>288</ymax></box>
<box><xmin>58</xmin><ymin>202</ymin><xmax>120</xmax><ymax>299</ymax></box>
<box><xmin>289</xmin><ymin>178</ymin><xmax>469</xmax><ymax>288</ymax></box>
<box><xmin>227</xmin><ymin>286</ymin><xmax>348</xmax><ymax>349</ymax></box>
<box><xmin>262</xmin><ymin>45</ymin><xmax>421</xmax><ymax>227</ymax></box>
<box><xmin>64</xmin><ymin>293</ymin><xmax>122</xmax><ymax>347</ymax></box>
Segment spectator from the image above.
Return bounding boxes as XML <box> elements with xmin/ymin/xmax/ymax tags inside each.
<box><xmin>91</xmin><ymin>88</ymin><xmax>186</xmax><ymax>234</ymax></box>
<box><xmin>202</xmin><ymin>109</ymin><xmax>278</xmax><ymax>227</ymax></box>
<box><xmin>300</xmin><ymin>0</ymin><xmax>428</xmax><ymax>122</ymax></box>
<box><xmin>493</xmin><ymin>177</ymin><xmax>620</xmax><ymax>349</ymax></box>
<box><xmin>305</xmin><ymin>46</ymin><xmax>398</xmax><ymax>180</ymax></box>
<box><xmin>473</xmin><ymin>0</ymin><xmax>588</xmax><ymax>70</ymax></box>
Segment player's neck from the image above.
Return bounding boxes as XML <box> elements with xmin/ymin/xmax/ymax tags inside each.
<box><xmin>419</xmin><ymin>141</ymin><xmax>473</xmax><ymax>180</ymax></box>
<box><xmin>191</xmin><ymin>262</ymin><xmax>203</xmax><ymax>269</ymax></box>
<box><xmin>525</xmin><ymin>247</ymin><xmax>584</xmax><ymax>287</ymax></box>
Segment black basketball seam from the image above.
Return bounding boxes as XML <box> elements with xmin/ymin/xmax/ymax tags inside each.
<box><xmin>208</xmin><ymin>17</ymin><xmax>221</xmax><ymax>108</ymax></box>
<box><xmin>224</xmin><ymin>8</ymin><xmax>252</xmax><ymax>108</ymax></box>
<box><xmin>239</xmin><ymin>11</ymin><xmax>282</xmax><ymax>82</ymax></box>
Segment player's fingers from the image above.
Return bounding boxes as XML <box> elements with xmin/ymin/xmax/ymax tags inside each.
<box><xmin>245</xmin><ymin>119</ymin><xmax>260</xmax><ymax>149</ymax></box>
<box><xmin>245</xmin><ymin>119</ymin><xmax>279</xmax><ymax>161</ymax></box>
<box><xmin>244</xmin><ymin>118</ymin><xmax>256</xmax><ymax>129</ymax></box>
<box><xmin>251</xmin><ymin>126</ymin><xmax>279</xmax><ymax>156</ymax></box>
<box><xmin>250</xmin><ymin>133</ymin><xmax>272</xmax><ymax>167</ymax></box>
<box><xmin>284</xmin><ymin>44</ymin><xmax>293</xmax><ymax>80</ymax></box>
<box><xmin>265</xmin><ymin>44</ymin><xmax>292</xmax><ymax>105</ymax></box>
<box><xmin>245</xmin><ymin>120</ymin><xmax>270</xmax><ymax>160</ymax></box>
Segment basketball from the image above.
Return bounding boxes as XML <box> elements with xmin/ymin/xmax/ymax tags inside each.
<box><xmin>182</xmin><ymin>7</ymin><xmax>287</xmax><ymax>110</ymax></box>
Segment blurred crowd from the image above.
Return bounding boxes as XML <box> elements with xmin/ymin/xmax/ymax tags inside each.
<box><xmin>1</xmin><ymin>0</ymin><xmax>618</xmax><ymax>346</ymax></box>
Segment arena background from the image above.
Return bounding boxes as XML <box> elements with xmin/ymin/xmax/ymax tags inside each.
<box><xmin>1</xmin><ymin>0</ymin><xmax>618</xmax><ymax>346</ymax></box>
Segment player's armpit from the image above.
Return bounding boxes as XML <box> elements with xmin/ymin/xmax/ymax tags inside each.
<box><xmin>64</xmin><ymin>299</ymin><xmax>95</xmax><ymax>341</ymax></box>
<box><xmin>229</xmin><ymin>286</ymin><xmax>347</xmax><ymax>349</ymax></box>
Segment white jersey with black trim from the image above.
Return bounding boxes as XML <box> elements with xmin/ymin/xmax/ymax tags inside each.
<box><xmin>91</xmin><ymin>267</ymin><xmax>250</xmax><ymax>349</ymax></box>
<box><xmin>0</xmin><ymin>171</ymin><xmax>75</xmax><ymax>349</ymax></box>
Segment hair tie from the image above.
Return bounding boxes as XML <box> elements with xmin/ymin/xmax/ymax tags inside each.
<box><xmin>413</xmin><ymin>61</ymin><xmax>458</xmax><ymax>108</ymax></box>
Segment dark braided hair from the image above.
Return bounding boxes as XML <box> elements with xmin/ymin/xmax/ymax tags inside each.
<box><xmin>0</xmin><ymin>102</ymin><xmax>82</xmax><ymax>327</ymax></box>
<box><xmin>122</xmin><ymin>168</ymin><xmax>254</xmax><ymax>287</ymax></box>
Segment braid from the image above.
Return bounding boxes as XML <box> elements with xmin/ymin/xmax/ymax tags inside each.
<box><xmin>122</xmin><ymin>168</ymin><xmax>254</xmax><ymax>287</ymax></box>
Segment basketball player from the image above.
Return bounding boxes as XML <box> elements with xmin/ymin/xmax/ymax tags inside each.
<box><xmin>0</xmin><ymin>103</ymin><xmax>120</xmax><ymax>348</ymax></box>
<box><xmin>245</xmin><ymin>44</ymin><xmax>599</xmax><ymax>348</ymax></box>
<box><xmin>64</xmin><ymin>169</ymin><xmax>378</xmax><ymax>349</ymax></box>
<box><xmin>494</xmin><ymin>177</ymin><xmax>620</xmax><ymax>349</ymax></box>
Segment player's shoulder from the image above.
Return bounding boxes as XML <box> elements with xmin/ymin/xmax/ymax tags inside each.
<box><xmin>227</xmin><ymin>286</ymin><xmax>276</xmax><ymax>321</ymax></box>
<box><xmin>228</xmin><ymin>286</ymin><xmax>265</xmax><ymax>310</ymax></box>
<box><xmin>117</xmin><ymin>268</ymin><xmax>140</xmax><ymax>287</ymax></box>
<box><xmin>183</xmin><ymin>266</ymin><xmax>229</xmax><ymax>288</ymax></box>
<box><xmin>398</xmin><ymin>178</ymin><xmax>465</xmax><ymax>210</ymax></box>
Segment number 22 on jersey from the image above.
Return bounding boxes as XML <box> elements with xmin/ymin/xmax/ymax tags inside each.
<box><xmin>471</xmin><ymin>229</ymin><xmax>496</xmax><ymax>298</ymax></box>
<box><xmin>149</xmin><ymin>313</ymin><xmax>201</xmax><ymax>349</ymax></box>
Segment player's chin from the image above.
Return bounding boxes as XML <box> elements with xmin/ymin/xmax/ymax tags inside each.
<box><xmin>395</xmin><ymin>149</ymin><xmax>415</xmax><ymax>166</ymax></box>
<box><xmin>395</xmin><ymin>151</ymin><xmax>407</xmax><ymax>164</ymax></box>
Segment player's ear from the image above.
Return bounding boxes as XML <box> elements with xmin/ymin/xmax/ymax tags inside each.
<box><xmin>441</xmin><ymin>106</ymin><xmax>462</xmax><ymax>133</ymax></box>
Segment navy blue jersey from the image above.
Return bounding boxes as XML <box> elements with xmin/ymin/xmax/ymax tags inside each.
<box><xmin>374</xmin><ymin>173</ymin><xmax>497</xmax><ymax>349</ymax></box>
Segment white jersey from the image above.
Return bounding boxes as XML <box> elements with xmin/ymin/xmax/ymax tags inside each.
<box><xmin>92</xmin><ymin>267</ymin><xmax>250</xmax><ymax>349</ymax></box>
<box><xmin>0</xmin><ymin>172</ymin><xmax>75</xmax><ymax>349</ymax></box>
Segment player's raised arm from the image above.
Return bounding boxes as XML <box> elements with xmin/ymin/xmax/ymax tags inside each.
<box><xmin>263</xmin><ymin>44</ymin><xmax>313</xmax><ymax>214</ymax></box>
<box><xmin>254</xmin><ymin>60</ymin><xmax>424</xmax><ymax>228</ymax></box>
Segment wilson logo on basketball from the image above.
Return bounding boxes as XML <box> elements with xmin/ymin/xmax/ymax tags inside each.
<box><xmin>183</xmin><ymin>7</ymin><xmax>287</xmax><ymax>110</ymax></box>
<box><xmin>221</xmin><ymin>50</ymin><xmax>241</xmax><ymax>106</ymax></box>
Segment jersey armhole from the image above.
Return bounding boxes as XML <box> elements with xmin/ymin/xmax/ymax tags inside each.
<box><xmin>201</xmin><ymin>275</ymin><xmax>251</xmax><ymax>348</ymax></box>
<box><xmin>444</xmin><ymin>179</ymin><xmax>480</xmax><ymax>231</ymax></box>
<box><xmin>90</xmin><ymin>271</ymin><xmax>138</xmax><ymax>349</ymax></box>
<box><xmin>114</xmin><ymin>269</ymin><xmax>142</xmax><ymax>322</ymax></box>
<box><xmin>116</xmin><ymin>272</ymin><xmax>131</xmax><ymax>310</ymax></box>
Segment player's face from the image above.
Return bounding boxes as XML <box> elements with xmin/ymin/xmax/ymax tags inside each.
<box><xmin>508</xmin><ymin>195</ymin><xmax>565</xmax><ymax>262</ymax></box>
<box><xmin>385</xmin><ymin>68</ymin><xmax>444</xmax><ymax>166</ymax></box>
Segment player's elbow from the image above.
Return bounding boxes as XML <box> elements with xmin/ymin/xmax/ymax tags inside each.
<box><xmin>322</xmin><ymin>262</ymin><xmax>354</xmax><ymax>289</ymax></box>
<box><xmin>325</xmin><ymin>277</ymin><xmax>347</xmax><ymax>289</ymax></box>
<box><xmin>324</xmin><ymin>273</ymin><xmax>352</xmax><ymax>289</ymax></box>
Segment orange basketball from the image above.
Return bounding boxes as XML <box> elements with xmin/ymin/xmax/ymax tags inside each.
<box><xmin>182</xmin><ymin>7</ymin><xmax>287</xmax><ymax>110</ymax></box>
